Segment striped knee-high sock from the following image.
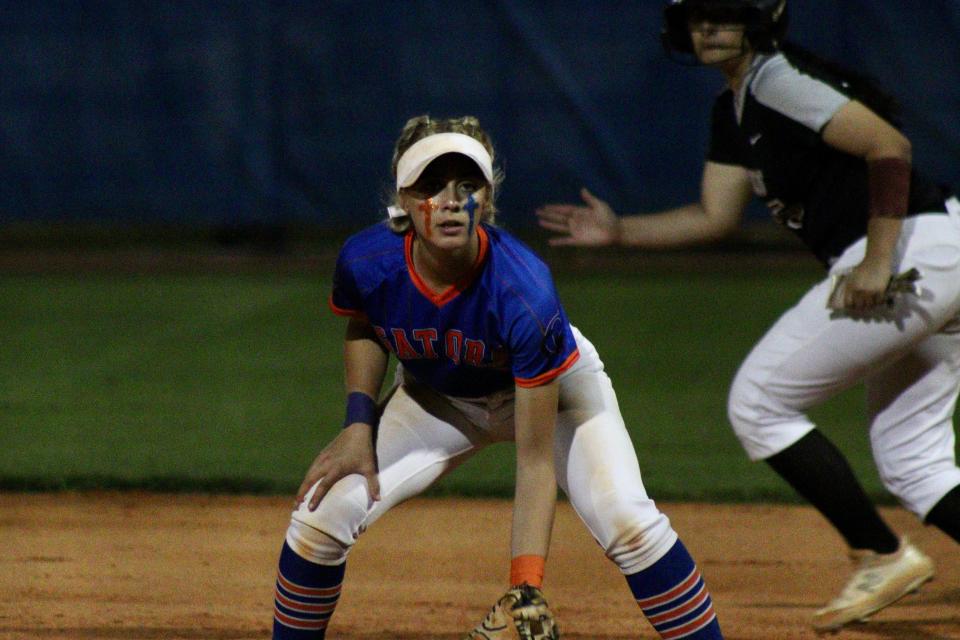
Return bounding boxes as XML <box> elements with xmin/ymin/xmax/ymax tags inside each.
<box><xmin>625</xmin><ymin>539</ymin><xmax>722</xmax><ymax>639</ymax></box>
<box><xmin>273</xmin><ymin>541</ymin><xmax>345</xmax><ymax>639</ymax></box>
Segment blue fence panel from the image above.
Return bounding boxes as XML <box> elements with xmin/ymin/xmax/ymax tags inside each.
<box><xmin>0</xmin><ymin>1</ymin><xmax>957</xmax><ymax>230</ymax></box>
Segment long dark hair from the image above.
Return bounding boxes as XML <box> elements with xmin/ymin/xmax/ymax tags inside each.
<box><xmin>779</xmin><ymin>41</ymin><xmax>902</xmax><ymax>127</ymax></box>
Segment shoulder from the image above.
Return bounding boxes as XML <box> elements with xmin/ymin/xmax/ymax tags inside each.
<box><xmin>334</xmin><ymin>222</ymin><xmax>407</xmax><ymax>292</ymax></box>
<box><xmin>484</xmin><ymin>225</ymin><xmax>556</xmax><ymax>288</ymax></box>
<box><xmin>481</xmin><ymin>225</ymin><xmax>566</xmax><ymax>322</ymax></box>
<box><xmin>749</xmin><ymin>53</ymin><xmax>849</xmax><ymax>131</ymax></box>
<box><xmin>337</xmin><ymin>222</ymin><xmax>404</xmax><ymax>266</ymax></box>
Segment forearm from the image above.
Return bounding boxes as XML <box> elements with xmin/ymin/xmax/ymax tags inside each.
<box><xmin>618</xmin><ymin>202</ymin><xmax>732</xmax><ymax>248</ymax></box>
<box><xmin>299</xmin><ymin>318</ymin><xmax>388</xmax><ymax>507</ymax></box>
<box><xmin>617</xmin><ymin>162</ymin><xmax>750</xmax><ymax>248</ymax></box>
<box><xmin>861</xmin><ymin>216</ymin><xmax>902</xmax><ymax>269</ymax></box>
<box><xmin>823</xmin><ymin>99</ymin><xmax>912</xmax><ymax>270</ymax></box>
<box><xmin>861</xmin><ymin>153</ymin><xmax>910</xmax><ymax>270</ymax></box>
<box><xmin>510</xmin><ymin>382</ymin><xmax>559</xmax><ymax>576</ymax></box>
<box><xmin>511</xmin><ymin>456</ymin><xmax>557</xmax><ymax>558</ymax></box>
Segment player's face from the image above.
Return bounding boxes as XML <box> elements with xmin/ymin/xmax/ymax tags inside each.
<box><xmin>687</xmin><ymin>9</ymin><xmax>749</xmax><ymax>66</ymax></box>
<box><xmin>400</xmin><ymin>153</ymin><xmax>489</xmax><ymax>249</ymax></box>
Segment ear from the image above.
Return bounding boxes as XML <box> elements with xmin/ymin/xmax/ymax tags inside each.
<box><xmin>396</xmin><ymin>192</ymin><xmax>415</xmax><ymax>212</ymax></box>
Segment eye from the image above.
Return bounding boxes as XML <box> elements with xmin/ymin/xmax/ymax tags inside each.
<box><xmin>408</xmin><ymin>179</ymin><xmax>444</xmax><ymax>198</ymax></box>
<box><xmin>457</xmin><ymin>180</ymin><xmax>480</xmax><ymax>196</ymax></box>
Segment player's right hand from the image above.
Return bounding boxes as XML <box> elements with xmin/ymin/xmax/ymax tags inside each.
<box><xmin>535</xmin><ymin>187</ymin><xmax>620</xmax><ymax>247</ymax></box>
<box><xmin>295</xmin><ymin>422</ymin><xmax>381</xmax><ymax>511</ymax></box>
<box><xmin>842</xmin><ymin>257</ymin><xmax>893</xmax><ymax>311</ymax></box>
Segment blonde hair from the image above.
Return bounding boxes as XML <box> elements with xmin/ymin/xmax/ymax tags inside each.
<box><xmin>388</xmin><ymin>115</ymin><xmax>502</xmax><ymax>233</ymax></box>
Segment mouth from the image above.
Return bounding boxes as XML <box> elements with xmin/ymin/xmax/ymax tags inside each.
<box><xmin>436</xmin><ymin>219</ymin><xmax>467</xmax><ymax>235</ymax></box>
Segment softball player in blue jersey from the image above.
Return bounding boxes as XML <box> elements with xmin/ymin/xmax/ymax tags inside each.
<box><xmin>272</xmin><ymin>115</ymin><xmax>724</xmax><ymax>639</ymax></box>
<box><xmin>538</xmin><ymin>0</ymin><xmax>960</xmax><ymax>632</ymax></box>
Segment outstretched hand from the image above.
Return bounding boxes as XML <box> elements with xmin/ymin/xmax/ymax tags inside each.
<box><xmin>536</xmin><ymin>187</ymin><xmax>620</xmax><ymax>247</ymax></box>
<box><xmin>295</xmin><ymin>422</ymin><xmax>381</xmax><ymax>511</ymax></box>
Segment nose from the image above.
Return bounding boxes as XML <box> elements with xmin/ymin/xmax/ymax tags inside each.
<box><xmin>438</xmin><ymin>182</ymin><xmax>461</xmax><ymax>211</ymax></box>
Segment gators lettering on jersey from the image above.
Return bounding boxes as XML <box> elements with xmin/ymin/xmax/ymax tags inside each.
<box><xmin>329</xmin><ymin>222</ymin><xmax>580</xmax><ymax>398</ymax></box>
<box><xmin>708</xmin><ymin>52</ymin><xmax>950</xmax><ymax>266</ymax></box>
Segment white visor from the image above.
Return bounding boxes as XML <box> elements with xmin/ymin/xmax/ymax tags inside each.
<box><xmin>395</xmin><ymin>132</ymin><xmax>493</xmax><ymax>192</ymax></box>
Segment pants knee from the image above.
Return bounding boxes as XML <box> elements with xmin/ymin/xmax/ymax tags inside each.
<box><xmin>727</xmin><ymin>375</ymin><xmax>769</xmax><ymax>456</ymax></box>
<box><xmin>603</xmin><ymin>513</ymin><xmax>677</xmax><ymax>575</ymax></box>
<box><xmin>285</xmin><ymin>519</ymin><xmax>350</xmax><ymax>565</ymax></box>
<box><xmin>289</xmin><ymin>476</ymin><xmax>372</xmax><ymax>557</ymax></box>
<box><xmin>878</xmin><ymin>465</ymin><xmax>960</xmax><ymax>519</ymax></box>
<box><xmin>727</xmin><ymin>373</ymin><xmax>812</xmax><ymax>461</ymax></box>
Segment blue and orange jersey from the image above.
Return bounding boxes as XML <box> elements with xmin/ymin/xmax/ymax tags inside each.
<box><xmin>329</xmin><ymin>222</ymin><xmax>579</xmax><ymax>398</ymax></box>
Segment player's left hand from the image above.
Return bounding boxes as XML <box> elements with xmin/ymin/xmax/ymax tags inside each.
<box><xmin>465</xmin><ymin>584</ymin><xmax>559</xmax><ymax>640</ymax></box>
<box><xmin>295</xmin><ymin>422</ymin><xmax>380</xmax><ymax>511</ymax></box>
<box><xmin>842</xmin><ymin>258</ymin><xmax>891</xmax><ymax>311</ymax></box>
<box><xmin>536</xmin><ymin>188</ymin><xmax>620</xmax><ymax>247</ymax></box>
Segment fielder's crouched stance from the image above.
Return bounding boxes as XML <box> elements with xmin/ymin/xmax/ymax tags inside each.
<box><xmin>271</xmin><ymin>116</ymin><xmax>723</xmax><ymax>639</ymax></box>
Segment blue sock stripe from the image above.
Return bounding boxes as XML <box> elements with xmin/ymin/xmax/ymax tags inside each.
<box><xmin>277</xmin><ymin>540</ymin><xmax>346</xmax><ymax>587</ymax></box>
<box><xmin>273</xmin><ymin>541</ymin><xmax>346</xmax><ymax>639</ymax></box>
<box><xmin>647</xmin><ymin>588</ymin><xmax>713</xmax><ymax>634</ymax></box>
<box><xmin>274</xmin><ymin>603</ymin><xmax>334</xmax><ymax>623</ymax></box>
<box><xmin>644</xmin><ymin>581</ymin><xmax>707</xmax><ymax>620</ymax></box>
<box><xmin>625</xmin><ymin>540</ymin><xmax>722</xmax><ymax>639</ymax></box>
<box><xmin>276</xmin><ymin>577</ymin><xmax>342</xmax><ymax>604</ymax></box>
<box><xmin>627</xmin><ymin>540</ymin><xmax>699</xmax><ymax>600</ymax></box>
<box><xmin>660</xmin><ymin>606</ymin><xmax>718</xmax><ymax>640</ymax></box>
<box><xmin>638</xmin><ymin>570</ymin><xmax>702</xmax><ymax>612</ymax></box>
<box><xmin>274</xmin><ymin>604</ymin><xmax>329</xmax><ymax>632</ymax></box>
<box><xmin>634</xmin><ymin>567</ymin><xmax>700</xmax><ymax>609</ymax></box>
<box><xmin>275</xmin><ymin>584</ymin><xmax>339</xmax><ymax>618</ymax></box>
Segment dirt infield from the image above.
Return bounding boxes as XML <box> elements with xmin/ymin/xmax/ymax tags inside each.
<box><xmin>2</xmin><ymin>493</ymin><xmax>958</xmax><ymax>640</ymax></box>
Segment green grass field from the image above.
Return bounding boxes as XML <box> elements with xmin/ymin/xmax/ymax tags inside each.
<box><xmin>0</xmin><ymin>267</ymin><xmax>899</xmax><ymax>502</ymax></box>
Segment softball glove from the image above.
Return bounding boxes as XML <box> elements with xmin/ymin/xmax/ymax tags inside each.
<box><xmin>465</xmin><ymin>584</ymin><xmax>559</xmax><ymax>640</ymax></box>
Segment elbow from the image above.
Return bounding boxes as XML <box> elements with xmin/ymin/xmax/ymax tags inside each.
<box><xmin>697</xmin><ymin>213</ymin><xmax>739</xmax><ymax>244</ymax></box>
<box><xmin>710</xmin><ymin>217</ymin><xmax>740</xmax><ymax>241</ymax></box>
<box><xmin>869</xmin><ymin>133</ymin><xmax>912</xmax><ymax>163</ymax></box>
<box><xmin>889</xmin><ymin>135</ymin><xmax>912</xmax><ymax>162</ymax></box>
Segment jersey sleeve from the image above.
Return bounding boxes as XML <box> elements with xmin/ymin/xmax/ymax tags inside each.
<box><xmin>707</xmin><ymin>93</ymin><xmax>749</xmax><ymax>166</ymax></box>
<box><xmin>507</xmin><ymin>286</ymin><xmax>579</xmax><ymax>388</ymax></box>
<box><xmin>328</xmin><ymin>248</ymin><xmax>366</xmax><ymax>318</ymax></box>
<box><xmin>751</xmin><ymin>55</ymin><xmax>850</xmax><ymax>133</ymax></box>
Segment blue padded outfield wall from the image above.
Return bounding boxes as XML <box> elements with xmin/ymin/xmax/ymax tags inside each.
<box><xmin>2</xmin><ymin>1</ymin><xmax>958</xmax><ymax>230</ymax></box>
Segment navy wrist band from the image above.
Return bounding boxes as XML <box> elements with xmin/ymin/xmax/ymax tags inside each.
<box><xmin>344</xmin><ymin>392</ymin><xmax>379</xmax><ymax>429</ymax></box>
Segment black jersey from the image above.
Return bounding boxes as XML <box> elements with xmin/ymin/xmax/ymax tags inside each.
<box><xmin>708</xmin><ymin>53</ymin><xmax>950</xmax><ymax>266</ymax></box>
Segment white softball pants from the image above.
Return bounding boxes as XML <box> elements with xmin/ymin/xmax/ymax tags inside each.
<box><xmin>728</xmin><ymin>204</ymin><xmax>960</xmax><ymax>518</ymax></box>
<box><xmin>287</xmin><ymin>327</ymin><xmax>677</xmax><ymax>574</ymax></box>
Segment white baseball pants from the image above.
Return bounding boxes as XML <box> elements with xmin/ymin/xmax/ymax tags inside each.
<box><xmin>728</xmin><ymin>204</ymin><xmax>960</xmax><ymax>518</ymax></box>
<box><xmin>288</xmin><ymin>326</ymin><xmax>677</xmax><ymax>574</ymax></box>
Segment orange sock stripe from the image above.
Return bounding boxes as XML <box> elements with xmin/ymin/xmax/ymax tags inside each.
<box><xmin>273</xmin><ymin>607</ymin><xmax>329</xmax><ymax>630</ymax></box>
<box><xmin>275</xmin><ymin>588</ymin><xmax>339</xmax><ymax>614</ymax></box>
<box><xmin>660</xmin><ymin>605</ymin><xmax>716</xmax><ymax>639</ymax></box>
<box><xmin>276</xmin><ymin>571</ymin><xmax>342</xmax><ymax>598</ymax></box>
<box><xmin>510</xmin><ymin>554</ymin><xmax>545</xmax><ymax>588</ymax></box>
<box><xmin>635</xmin><ymin>567</ymin><xmax>699</xmax><ymax>608</ymax></box>
<box><xmin>647</xmin><ymin>585</ymin><xmax>708</xmax><ymax>625</ymax></box>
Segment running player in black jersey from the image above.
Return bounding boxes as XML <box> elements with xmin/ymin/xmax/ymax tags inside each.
<box><xmin>537</xmin><ymin>0</ymin><xmax>960</xmax><ymax>631</ymax></box>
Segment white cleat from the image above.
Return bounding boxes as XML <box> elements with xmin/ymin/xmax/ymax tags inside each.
<box><xmin>812</xmin><ymin>536</ymin><xmax>935</xmax><ymax>632</ymax></box>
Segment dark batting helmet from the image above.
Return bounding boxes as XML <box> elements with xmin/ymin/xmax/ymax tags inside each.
<box><xmin>662</xmin><ymin>0</ymin><xmax>788</xmax><ymax>60</ymax></box>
